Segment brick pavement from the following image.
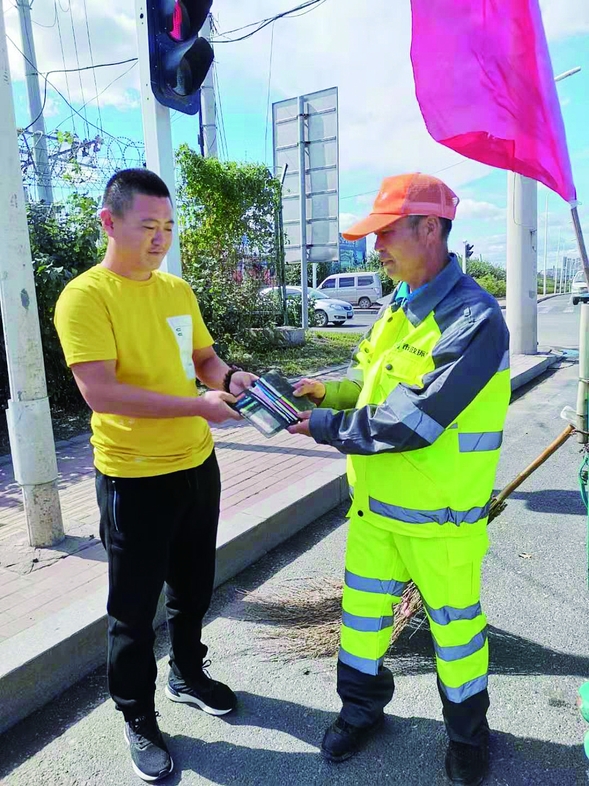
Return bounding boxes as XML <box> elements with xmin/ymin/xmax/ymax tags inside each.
<box><xmin>0</xmin><ymin>355</ymin><xmax>552</xmax><ymax>647</ymax></box>
<box><xmin>0</xmin><ymin>378</ymin><xmax>346</xmax><ymax>645</ymax></box>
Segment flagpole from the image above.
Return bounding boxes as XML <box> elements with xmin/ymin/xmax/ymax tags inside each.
<box><xmin>571</xmin><ymin>206</ymin><xmax>589</xmax><ymax>446</ymax></box>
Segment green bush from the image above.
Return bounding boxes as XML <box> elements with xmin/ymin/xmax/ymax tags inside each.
<box><xmin>474</xmin><ymin>275</ymin><xmax>506</xmax><ymax>298</ymax></box>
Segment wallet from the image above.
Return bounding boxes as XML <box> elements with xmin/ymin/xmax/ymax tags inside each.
<box><xmin>233</xmin><ymin>369</ymin><xmax>316</xmax><ymax>437</ymax></box>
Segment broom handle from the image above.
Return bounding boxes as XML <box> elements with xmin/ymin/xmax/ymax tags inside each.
<box><xmin>491</xmin><ymin>424</ymin><xmax>575</xmax><ymax>510</ymax></box>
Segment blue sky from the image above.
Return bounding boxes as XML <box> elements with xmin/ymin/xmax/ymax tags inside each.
<box><xmin>6</xmin><ymin>0</ymin><xmax>589</xmax><ymax>271</ymax></box>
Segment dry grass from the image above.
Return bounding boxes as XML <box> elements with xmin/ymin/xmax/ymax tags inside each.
<box><xmin>239</xmin><ymin>500</ymin><xmax>507</xmax><ymax>662</ymax></box>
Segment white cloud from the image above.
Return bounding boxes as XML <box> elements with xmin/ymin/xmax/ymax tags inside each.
<box><xmin>458</xmin><ymin>199</ymin><xmax>506</xmax><ymax>222</ymax></box>
<box><xmin>5</xmin><ymin>0</ymin><xmax>140</xmax><ymax>115</ymax></box>
<box><xmin>540</xmin><ymin>0</ymin><xmax>589</xmax><ymax>40</ymax></box>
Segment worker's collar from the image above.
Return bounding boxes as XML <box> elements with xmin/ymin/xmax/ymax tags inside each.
<box><xmin>393</xmin><ymin>254</ymin><xmax>463</xmax><ymax>327</ymax></box>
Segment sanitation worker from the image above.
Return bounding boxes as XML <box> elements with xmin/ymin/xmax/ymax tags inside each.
<box><xmin>290</xmin><ymin>173</ymin><xmax>510</xmax><ymax>786</ymax></box>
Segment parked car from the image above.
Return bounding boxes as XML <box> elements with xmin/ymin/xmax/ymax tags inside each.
<box><xmin>572</xmin><ymin>270</ymin><xmax>588</xmax><ymax>304</ymax></box>
<box><xmin>317</xmin><ymin>272</ymin><xmax>382</xmax><ymax>308</ymax></box>
<box><xmin>259</xmin><ymin>286</ymin><xmax>354</xmax><ymax>327</ymax></box>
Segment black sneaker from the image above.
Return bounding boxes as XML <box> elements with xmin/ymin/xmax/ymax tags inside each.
<box><xmin>320</xmin><ymin>714</ymin><xmax>383</xmax><ymax>763</ymax></box>
<box><xmin>445</xmin><ymin>739</ymin><xmax>489</xmax><ymax>785</ymax></box>
<box><xmin>124</xmin><ymin>712</ymin><xmax>173</xmax><ymax>782</ymax></box>
<box><xmin>165</xmin><ymin>661</ymin><xmax>237</xmax><ymax>716</ymax></box>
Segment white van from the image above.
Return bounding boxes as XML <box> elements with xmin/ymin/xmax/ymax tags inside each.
<box><xmin>317</xmin><ymin>272</ymin><xmax>383</xmax><ymax>308</ymax></box>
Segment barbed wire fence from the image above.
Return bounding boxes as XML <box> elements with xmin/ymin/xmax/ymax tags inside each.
<box><xmin>18</xmin><ymin>127</ymin><xmax>146</xmax><ymax>205</ymax></box>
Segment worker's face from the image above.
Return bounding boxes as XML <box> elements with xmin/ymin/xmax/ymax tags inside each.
<box><xmin>374</xmin><ymin>216</ymin><xmax>439</xmax><ymax>280</ymax></box>
<box><xmin>101</xmin><ymin>193</ymin><xmax>174</xmax><ymax>278</ymax></box>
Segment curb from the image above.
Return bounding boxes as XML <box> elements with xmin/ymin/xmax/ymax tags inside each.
<box><xmin>0</xmin><ymin>462</ymin><xmax>348</xmax><ymax>736</ymax></box>
<box><xmin>0</xmin><ymin>354</ymin><xmax>560</xmax><ymax>736</ymax></box>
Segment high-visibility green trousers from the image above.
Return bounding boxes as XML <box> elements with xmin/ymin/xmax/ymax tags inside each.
<box><xmin>338</xmin><ymin>514</ymin><xmax>490</xmax><ymax>734</ymax></box>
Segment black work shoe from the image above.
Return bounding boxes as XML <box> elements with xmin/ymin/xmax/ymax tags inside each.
<box><xmin>320</xmin><ymin>714</ymin><xmax>383</xmax><ymax>763</ymax></box>
<box><xmin>124</xmin><ymin>712</ymin><xmax>173</xmax><ymax>782</ymax></box>
<box><xmin>165</xmin><ymin>661</ymin><xmax>237</xmax><ymax>716</ymax></box>
<box><xmin>445</xmin><ymin>740</ymin><xmax>489</xmax><ymax>785</ymax></box>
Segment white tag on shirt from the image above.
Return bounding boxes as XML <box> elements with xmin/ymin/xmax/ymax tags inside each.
<box><xmin>167</xmin><ymin>315</ymin><xmax>195</xmax><ymax>380</ymax></box>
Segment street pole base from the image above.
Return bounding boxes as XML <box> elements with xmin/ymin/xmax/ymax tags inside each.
<box><xmin>22</xmin><ymin>480</ymin><xmax>65</xmax><ymax>548</ymax></box>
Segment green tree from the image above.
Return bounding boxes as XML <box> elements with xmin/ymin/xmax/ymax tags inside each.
<box><xmin>176</xmin><ymin>147</ymin><xmax>312</xmax><ymax>353</ymax></box>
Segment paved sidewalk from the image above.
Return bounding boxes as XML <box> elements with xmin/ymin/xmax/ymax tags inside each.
<box><xmin>0</xmin><ymin>353</ymin><xmax>560</xmax><ymax>734</ymax></box>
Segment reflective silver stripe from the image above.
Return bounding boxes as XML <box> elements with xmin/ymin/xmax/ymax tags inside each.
<box><xmin>458</xmin><ymin>431</ymin><xmax>503</xmax><ymax>453</ymax></box>
<box><xmin>432</xmin><ymin>630</ymin><xmax>487</xmax><ymax>662</ymax></box>
<box><xmin>342</xmin><ymin>611</ymin><xmax>394</xmax><ymax>633</ymax></box>
<box><xmin>392</xmin><ymin>391</ymin><xmax>445</xmax><ymax>445</ymax></box>
<box><xmin>368</xmin><ymin>499</ymin><xmax>490</xmax><ymax>526</ymax></box>
<box><xmin>439</xmin><ymin>674</ymin><xmax>488</xmax><ymax>703</ymax></box>
<box><xmin>424</xmin><ymin>600</ymin><xmax>482</xmax><ymax>626</ymax></box>
<box><xmin>498</xmin><ymin>349</ymin><xmax>510</xmax><ymax>372</ymax></box>
<box><xmin>349</xmin><ymin>486</ymin><xmax>354</xmax><ymax>499</ymax></box>
<box><xmin>338</xmin><ymin>647</ymin><xmax>384</xmax><ymax>676</ymax></box>
<box><xmin>345</xmin><ymin>569</ymin><xmax>407</xmax><ymax>597</ymax></box>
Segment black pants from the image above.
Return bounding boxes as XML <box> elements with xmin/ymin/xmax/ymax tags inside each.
<box><xmin>338</xmin><ymin>662</ymin><xmax>490</xmax><ymax>746</ymax></box>
<box><xmin>96</xmin><ymin>452</ymin><xmax>221</xmax><ymax>720</ymax></box>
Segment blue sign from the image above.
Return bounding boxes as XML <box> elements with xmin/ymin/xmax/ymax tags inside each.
<box><xmin>339</xmin><ymin>236</ymin><xmax>367</xmax><ymax>268</ymax></box>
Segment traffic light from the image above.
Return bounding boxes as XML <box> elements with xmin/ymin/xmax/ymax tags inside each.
<box><xmin>146</xmin><ymin>0</ymin><xmax>214</xmax><ymax>115</ymax></box>
<box><xmin>465</xmin><ymin>243</ymin><xmax>475</xmax><ymax>259</ymax></box>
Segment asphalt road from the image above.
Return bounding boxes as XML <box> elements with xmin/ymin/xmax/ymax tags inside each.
<box><xmin>1</xmin><ymin>360</ymin><xmax>588</xmax><ymax>784</ymax></box>
<box><xmin>325</xmin><ymin>295</ymin><xmax>581</xmax><ymax>346</ymax></box>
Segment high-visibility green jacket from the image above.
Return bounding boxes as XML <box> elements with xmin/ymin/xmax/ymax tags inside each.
<box><xmin>309</xmin><ymin>256</ymin><xmax>511</xmax><ymax>539</ymax></box>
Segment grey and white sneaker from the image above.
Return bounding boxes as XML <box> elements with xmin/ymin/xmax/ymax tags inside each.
<box><xmin>165</xmin><ymin>660</ymin><xmax>237</xmax><ymax>716</ymax></box>
<box><xmin>124</xmin><ymin>712</ymin><xmax>173</xmax><ymax>782</ymax></box>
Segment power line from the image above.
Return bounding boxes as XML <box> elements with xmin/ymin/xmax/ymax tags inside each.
<box><xmin>30</xmin><ymin>2</ymin><xmax>58</xmax><ymax>29</ymax></box>
<box><xmin>55</xmin><ymin>0</ymin><xmax>75</xmax><ymax>135</ymax></box>
<box><xmin>340</xmin><ymin>161</ymin><xmax>469</xmax><ymax>202</ymax></box>
<box><xmin>82</xmin><ymin>0</ymin><xmax>102</xmax><ymax>132</ymax></box>
<box><xmin>68</xmin><ymin>0</ymin><xmax>89</xmax><ymax>136</ymax></box>
<box><xmin>263</xmin><ymin>21</ymin><xmax>275</xmax><ymax>164</ymax></box>
<box><xmin>8</xmin><ymin>35</ymin><xmax>136</xmax><ymax>145</ymax></box>
<box><xmin>39</xmin><ymin>57</ymin><xmax>138</xmax><ymax>78</ymax></box>
<box><xmin>53</xmin><ymin>61</ymin><xmax>138</xmax><ymax>133</ymax></box>
<box><xmin>213</xmin><ymin>0</ymin><xmax>326</xmax><ymax>43</ymax></box>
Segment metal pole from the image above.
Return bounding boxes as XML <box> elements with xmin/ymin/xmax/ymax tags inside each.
<box><xmin>201</xmin><ymin>14</ymin><xmax>217</xmax><ymax>158</ymax></box>
<box><xmin>542</xmin><ymin>190</ymin><xmax>549</xmax><ymax>296</ymax></box>
<box><xmin>556</xmin><ymin>228</ymin><xmax>563</xmax><ymax>293</ymax></box>
<box><xmin>16</xmin><ymin>0</ymin><xmax>53</xmax><ymax>205</ymax></box>
<box><xmin>298</xmin><ymin>95</ymin><xmax>309</xmax><ymax>330</ymax></box>
<box><xmin>506</xmin><ymin>173</ymin><xmax>538</xmax><ymax>355</ymax></box>
<box><xmin>135</xmin><ymin>0</ymin><xmax>181</xmax><ymax>277</ymax></box>
<box><xmin>278</xmin><ymin>164</ymin><xmax>288</xmax><ymax>325</ymax></box>
<box><xmin>571</xmin><ymin>206</ymin><xmax>589</xmax><ymax>445</ymax></box>
<box><xmin>0</xmin><ymin>6</ymin><xmax>63</xmax><ymax>546</ymax></box>
<box><xmin>312</xmin><ymin>263</ymin><xmax>317</xmax><ymax>289</ymax></box>
<box><xmin>462</xmin><ymin>240</ymin><xmax>467</xmax><ymax>274</ymax></box>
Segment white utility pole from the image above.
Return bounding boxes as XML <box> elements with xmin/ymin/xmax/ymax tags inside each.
<box><xmin>0</xmin><ymin>7</ymin><xmax>63</xmax><ymax>547</ymax></box>
<box><xmin>506</xmin><ymin>67</ymin><xmax>581</xmax><ymax>353</ymax></box>
<box><xmin>16</xmin><ymin>0</ymin><xmax>53</xmax><ymax>204</ymax></box>
<box><xmin>135</xmin><ymin>0</ymin><xmax>181</xmax><ymax>276</ymax></box>
<box><xmin>200</xmin><ymin>14</ymin><xmax>218</xmax><ymax>158</ymax></box>
<box><xmin>542</xmin><ymin>190</ymin><xmax>549</xmax><ymax>295</ymax></box>
<box><xmin>462</xmin><ymin>240</ymin><xmax>468</xmax><ymax>274</ymax></box>
<box><xmin>506</xmin><ymin>173</ymin><xmax>538</xmax><ymax>355</ymax></box>
<box><xmin>298</xmin><ymin>95</ymin><xmax>309</xmax><ymax>330</ymax></box>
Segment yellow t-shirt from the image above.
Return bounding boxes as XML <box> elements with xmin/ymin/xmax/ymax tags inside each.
<box><xmin>54</xmin><ymin>265</ymin><xmax>214</xmax><ymax>478</ymax></box>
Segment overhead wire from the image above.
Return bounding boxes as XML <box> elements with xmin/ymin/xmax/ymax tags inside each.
<box><xmin>67</xmin><ymin>0</ymin><xmax>89</xmax><ymax>136</ymax></box>
<box><xmin>7</xmin><ymin>34</ymin><xmax>136</xmax><ymax>144</ymax></box>
<box><xmin>263</xmin><ymin>21</ymin><xmax>275</xmax><ymax>165</ymax></box>
<box><xmin>212</xmin><ymin>62</ymin><xmax>228</xmax><ymax>159</ymax></box>
<box><xmin>55</xmin><ymin>0</ymin><xmax>76</xmax><ymax>135</ymax></box>
<box><xmin>30</xmin><ymin>1</ymin><xmax>57</xmax><ymax>29</ymax></box>
<box><xmin>213</xmin><ymin>0</ymin><xmax>325</xmax><ymax>43</ymax></box>
<box><xmin>82</xmin><ymin>0</ymin><xmax>102</xmax><ymax>132</ymax></box>
<box><xmin>340</xmin><ymin>161</ymin><xmax>469</xmax><ymax>202</ymax></box>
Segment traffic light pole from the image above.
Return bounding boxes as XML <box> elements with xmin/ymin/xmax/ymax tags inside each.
<box><xmin>0</xmin><ymin>8</ymin><xmax>64</xmax><ymax>547</ymax></box>
<box><xmin>135</xmin><ymin>0</ymin><xmax>182</xmax><ymax>277</ymax></box>
<box><xmin>506</xmin><ymin>173</ymin><xmax>538</xmax><ymax>355</ymax></box>
<box><xmin>298</xmin><ymin>96</ymin><xmax>309</xmax><ymax>330</ymax></box>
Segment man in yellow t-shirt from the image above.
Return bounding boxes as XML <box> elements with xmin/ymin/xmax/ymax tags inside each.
<box><xmin>54</xmin><ymin>168</ymin><xmax>256</xmax><ymax>783</ymax></box>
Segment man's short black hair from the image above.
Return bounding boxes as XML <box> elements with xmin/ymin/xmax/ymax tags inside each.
<box><xmin>408</xmin><ymin>214</ymin><xmax>453</xmax><ymax>242</ymax></box>
<box><xmin>102</xmin><ymin>168</ymin><xmax>171</xmax><ymax>217</ymax></box>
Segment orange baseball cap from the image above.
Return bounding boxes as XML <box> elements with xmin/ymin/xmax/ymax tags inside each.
<box><xmin>342</xmin><ymin>173</ymin><xmax>460</xmax><ymax>240</ymax></box>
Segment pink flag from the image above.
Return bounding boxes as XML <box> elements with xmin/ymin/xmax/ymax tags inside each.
<box><xmin>410</xmin><ymin>0</ymin><xmax>576</xmax><ymax>203</ymax></box>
